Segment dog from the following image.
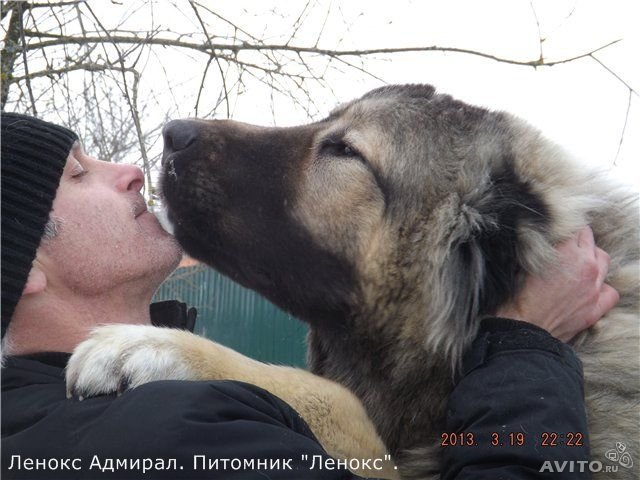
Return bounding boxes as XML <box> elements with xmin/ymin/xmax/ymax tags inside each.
<box><xmin>67</xmin><ymin>84</ymin><xmax>639</xmax><ymax>479</ymax></box>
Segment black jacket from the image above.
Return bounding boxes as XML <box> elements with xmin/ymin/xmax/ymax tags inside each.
<box><xmin>2</xmin><ymin>316</ymin><xmax>590</xmax><ymax>480</ymax></box>
<box><xmin>441</xmin><ymin>318</ymin><xmax>591</xmax><ymax>479</ymax></box>
<box><xmin>2</xmin><ymin>352</ymin><xmax>363</xmax><ymax>479</ymax></box>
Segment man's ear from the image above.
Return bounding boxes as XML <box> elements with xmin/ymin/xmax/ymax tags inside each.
<box><xmin>23</xmin><ymin>266</ymin><xmax>47</xmax><ymax>295</ymax></box>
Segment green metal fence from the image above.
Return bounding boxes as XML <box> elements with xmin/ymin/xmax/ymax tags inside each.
<box><xmin>153</xmin><ymin>265</ymin><xmax>308</xmax><ymax>368</ymax></box>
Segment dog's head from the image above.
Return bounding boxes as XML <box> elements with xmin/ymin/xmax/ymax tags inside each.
<box><xmin>161</xmin><ymin>84</ymin><xmax>591</xmax><ymax>364</ymax></box>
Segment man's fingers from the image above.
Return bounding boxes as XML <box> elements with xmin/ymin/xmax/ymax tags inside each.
<box><xmin>594</xmin><ymin>248</ymin><xmax>611</xmax><ymax>287</ymax></box>
<box><xmin>596</xmin><ymin>284</ymin><xmax>620</xmax><ymax>322</ymax></box>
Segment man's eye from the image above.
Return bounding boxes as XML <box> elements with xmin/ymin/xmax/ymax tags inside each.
<box><xmin>71</xmin><ymin>168</ymin><xmax>88</xmax><ymax>179</ymax></box>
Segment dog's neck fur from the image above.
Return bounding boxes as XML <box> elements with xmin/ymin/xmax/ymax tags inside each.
<box><xmin>305</xmin><ymin>225</ymin><xmax>478</xmax><ymax>467</ymax></box>
<box><xmin>307</xmin><ymin>313</ymin><xmax>454</xmax><ymax>459</ymax></box>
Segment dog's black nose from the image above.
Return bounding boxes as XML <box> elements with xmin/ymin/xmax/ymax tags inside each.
<box><xmin>163</xmin><ymin>120</ymin><xmax>198</xmax><ymax>155</ymax></box>
<box><xmin>162</xmin><ymin>120</ymin><xmax>199</xmax><ymax>175</ymax></box>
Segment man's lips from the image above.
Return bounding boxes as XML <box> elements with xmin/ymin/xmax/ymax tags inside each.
<box><xmin>133</xmin><ymin>199</ymin><xmax>148</xmax><ymax>218</ymax></box>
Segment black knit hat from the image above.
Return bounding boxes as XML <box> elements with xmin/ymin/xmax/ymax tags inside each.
<box><xmin>1</xmin><ymin>113</ymin><xmax>78</xmax><ymax>339</ymax></box>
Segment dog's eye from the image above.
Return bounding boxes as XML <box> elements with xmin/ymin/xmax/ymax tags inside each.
<box><xmin>320</xmin><ymin>140</ymin><xmax>362</xmax><ymax>161</ymax></box>
<box><xmin>341</xmin><ymin>145</ymin><xmax>356</xmax><ymax>156</ymax></box>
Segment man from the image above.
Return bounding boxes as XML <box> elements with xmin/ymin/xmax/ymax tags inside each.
<box><xmin>1</xmin><ymin>113</ymin><xmax>618</xmax><ymax>479</ymax></box>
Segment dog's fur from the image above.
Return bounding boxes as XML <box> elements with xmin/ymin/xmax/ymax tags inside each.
<box><xmin>68</xmin><ymin>85</ymin><xmax>639</xmax><ymax>479</ymax></box>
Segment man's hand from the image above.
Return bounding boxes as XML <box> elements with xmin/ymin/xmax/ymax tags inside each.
<box><xmin>496</xmin><ymin>225</ymin><xmax>619</xmax><ymax>342</ymax></box>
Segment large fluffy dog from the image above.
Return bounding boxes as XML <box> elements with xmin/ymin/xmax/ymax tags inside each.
<box><xmin>67</xmin><ymin>85</ymin><xmax>639</xmax><ymax>479</ymax></box>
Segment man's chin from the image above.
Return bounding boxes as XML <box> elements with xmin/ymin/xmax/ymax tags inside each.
<box><xmin>144</xmin><ymin>244</ymin><xmax>183</xmax><ymax>295</ymax></box>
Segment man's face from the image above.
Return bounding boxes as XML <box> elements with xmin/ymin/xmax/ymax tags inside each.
<box><xmin>38</xmin><ymin>145</ymin><xmax>182</xmax><ymax>297</ymax></box>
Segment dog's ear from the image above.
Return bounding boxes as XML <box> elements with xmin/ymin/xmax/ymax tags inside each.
<box><xmin>423</xmin><ymin>164</ymin><xmax>550</xmax><ymax>367</ymax></box>
<box><xmin>422</xmin><ymin>198</ymin><xmax>492</xmax><ymax>367</ymax></box>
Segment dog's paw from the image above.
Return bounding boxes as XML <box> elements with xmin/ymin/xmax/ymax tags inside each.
<box><xmin>66</xmin><ymin>324</ymin><xmax>195</xmax><ymax>399</ymax></box>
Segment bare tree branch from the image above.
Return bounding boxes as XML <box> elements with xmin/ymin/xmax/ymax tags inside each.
<box><xmin>528</xmin><ymin>1</ymin><xmax>545</xmax><ymax>64</ymax></box>
<box><xmin>11</xmin><ymin>62</ymin><xmax>138</xmax><ymax>82</ymax></box>
<box><xmin>1</xmin><ymin>2</ymin><xmax>27</xmax><ymax>108</ymax></box>
<box><xmin>18</xmin><ymin>6</ymin><xmax>37</xmax><ymax>114</ymax></box>
<box><xmin>83</xmin><ymin>2</ymin><xmax>153</xmax><ymax>193</ymax></box>
<box><xmin>189</xmin><ymin>1</ymin><xmax>230</xmax><ymax>117</ymax></box>
<box><xmin>28</xmin><ymin>2</ymin><xmax>83</xmax><ymax>9</ymax></box>
<box><xmin>22</xmin><ymin>32</ymin><xmax>623</xmax><ymax>69</ymax></box>
<box><xmin>589</xmin><ymin>54</ymin><xmax>638</xmax><ymax>97</ymax></box>
<box><xmin>614</xmin><ymin>89</ymin><xmax>633</xmax><ymax>166</ymax></box>
<box><xmin>286</xmin><ymin>0</ymin><xmax>314</xmax><ymax>47</ymax></box>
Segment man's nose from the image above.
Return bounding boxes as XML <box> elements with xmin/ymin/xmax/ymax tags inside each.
<box><xmin>115</xmin><ymin>163</ymin><xmax>145</xmax><ymax>193</ymax></box>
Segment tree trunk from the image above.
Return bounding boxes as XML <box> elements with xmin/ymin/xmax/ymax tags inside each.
<box><xmin>1</xmin><ymin>2</ymin><xmax>27</xmax><ymax>111</ymax></box>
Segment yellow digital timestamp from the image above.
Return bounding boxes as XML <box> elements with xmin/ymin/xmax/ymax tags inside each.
<box><xmin>440</xmin><ymin>432</ymin><xmax>585</xmax><ymax>447</ymax></box>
